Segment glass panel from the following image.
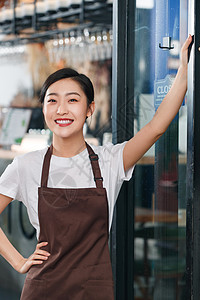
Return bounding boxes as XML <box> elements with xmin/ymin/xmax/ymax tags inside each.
<box><xmin>134</xmin><ymin>0</ymin><xmax>188</xmax><ymax>299</ymax></box>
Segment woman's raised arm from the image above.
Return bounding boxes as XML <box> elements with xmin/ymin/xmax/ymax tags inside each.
<box><xmin>123</xmin><ymin>34</ymin><xmax>193</xmax><ymax>172</ymax></box>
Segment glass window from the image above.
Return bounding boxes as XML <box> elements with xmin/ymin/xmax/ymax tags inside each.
<box><xmin>134</xmin><ymin>0</ymin><xmax>188</xmax><ymax>299</ymax></box>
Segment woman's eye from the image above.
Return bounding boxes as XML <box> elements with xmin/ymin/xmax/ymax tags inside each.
<box><xmin>69</xmin><ymin>99</ymin><xmax>78</xmax><ymax>103</ymax></box>
<box><xmin>48</xmin><ymin>99</ymin><xmax>56</xmax><ymax>103</ymax></box>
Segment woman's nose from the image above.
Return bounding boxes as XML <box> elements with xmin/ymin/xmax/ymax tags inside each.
<box><xmin>57</xmin><ymin>102</ymin><xmax>69</xmax><ymax>115</ymax></box>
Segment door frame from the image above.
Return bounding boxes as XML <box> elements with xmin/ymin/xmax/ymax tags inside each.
<box><xmin>111</xmin><ymin>0</ymin><xmax>135</xmax><ymax>299</ymax></box>
<box><xmin>186</xmin><ymin>0</ymin><xmax>200</xmax><ymax>299</ymax></box>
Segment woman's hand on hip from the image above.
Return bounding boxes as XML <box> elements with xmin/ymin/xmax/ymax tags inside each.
<box><xmin>17</xmin><ymin>242</ymin><xmax>50</xmax><ymax>274</ymax></box>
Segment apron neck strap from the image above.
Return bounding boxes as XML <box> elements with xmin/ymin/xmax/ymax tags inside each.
<box><xmin>41</xmin><ymin>144</ymin><xmax>53</xmax><ymax>188</ymax></box>
<box><xmin>41</xmin><ymin>143</ymin><xmax>103</xmax><ymax>189</ymax></box>
<box><xmin>86</xmin><ymin>142</ymin><xmax>103</xmax><ymax>189</ymax></box>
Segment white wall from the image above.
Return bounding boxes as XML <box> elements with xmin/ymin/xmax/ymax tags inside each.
<box><xmin>0</xmin><ymin>57</ymin><xmax>32</xmax><ymax>107</ymax></box>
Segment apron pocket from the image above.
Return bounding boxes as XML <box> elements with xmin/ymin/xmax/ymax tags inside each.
<box><xmin>20</xmin><ymin>278</ymin><xmax>46</xmax><ymax>300</ymax></box>
<box><xmin>83</xmin><ymin>280</ymin><xmax>114</xmax><ymax>300</ymax></box>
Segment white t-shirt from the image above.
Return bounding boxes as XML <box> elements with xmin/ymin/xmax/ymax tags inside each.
<box><xmin>0</xmin><ymin>142</ymin><xmax>134</xmax><ymax>239</ymax></box>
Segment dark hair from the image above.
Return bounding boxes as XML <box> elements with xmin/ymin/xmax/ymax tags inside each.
<box><xmin>39</xmin><ymin>68</ymin><xmax>94</xmax><ymax>107</ymax></box>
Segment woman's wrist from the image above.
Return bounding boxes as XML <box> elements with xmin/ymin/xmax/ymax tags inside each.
<box><xmin>177</xmin><ymin>64</ymin><xmax>188</xmax><ymax>82</ymax></box>
<box><xmin>12</xmin><ymin>254</ymin><xmax>26</xmax><ymax>273</ymax></box>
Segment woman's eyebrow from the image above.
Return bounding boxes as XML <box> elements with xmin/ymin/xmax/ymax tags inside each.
<box><xmin>46</xmin><ymin>92</ymin><xmax>81</xmax><ymax>97</ymax></box>
<box><xmin>65</xmin><ymin>92</ymin><xmax>81</xmax><ymax>97</ymax></box>
<box><xmin>46</xmin><ymin>92</ymin><xmax>58</xmax><ymax>97</ymax></box>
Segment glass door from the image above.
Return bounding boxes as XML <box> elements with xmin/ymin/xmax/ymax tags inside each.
<box><xmin>133</xmin><ymin>0</ymin><xmax>188</xmax><ymax>299</ymax></box>
<box><xmin>111</xmin><ymin>0</ymin><xmax>198</xmax><ymax>299</ymax></box>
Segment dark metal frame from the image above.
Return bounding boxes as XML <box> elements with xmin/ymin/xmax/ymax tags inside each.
<box><xmin>186</xmin><ymin>0</ymin><xmax>200</xmax><ymax>299</ymax></box>
<box><xmin>111</xmin><ymin>0</ymin><xmax>135</xmax><ymax>299</ymax></box>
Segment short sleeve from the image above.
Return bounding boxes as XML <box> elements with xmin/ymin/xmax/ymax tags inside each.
<box><xmin>115</xmin><ymin>141</ymin><xmax>135</xmax><ymax>181</ymax></box>
<box><xmin>102</xmin><ymin>141</ymin><xmax>135</xmax><ymax>182</ymax></box>
<box><xmin>95</xmin><ymin>142</ymin><xmax>134</xmax><ymax>230</ymax></box>
<box><xmin>0</xmin><ymin>157</ymin><xmax>22</xmax><ymax>201</ymax></box>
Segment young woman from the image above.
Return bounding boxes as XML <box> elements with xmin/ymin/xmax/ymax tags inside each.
<box><xmin>0</xmin><ymin>35</ymin><xmax>192</xmax><ymax>300</ymax></box>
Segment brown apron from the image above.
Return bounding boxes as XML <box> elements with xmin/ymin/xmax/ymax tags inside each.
<box><xmin>20</xmin><ymin>143</ymin><xmax>114</xmax><ymax>300</ymax></box>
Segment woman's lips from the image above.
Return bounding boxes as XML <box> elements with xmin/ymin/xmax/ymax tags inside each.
<box><xmin>55</xmin><ymin>119</ymin><xmax>74</xmax><ymax>127</ymax></box>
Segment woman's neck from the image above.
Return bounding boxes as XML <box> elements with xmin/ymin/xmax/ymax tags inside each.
<box><xmin>52</xmin><ymin>135</ymin><xmax>86</xmax><ymax>158</ymax></box>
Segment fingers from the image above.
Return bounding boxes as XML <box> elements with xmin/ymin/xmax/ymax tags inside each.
<box><xmin>31</xmin><ymin>252</ymin><xmax>50</xmax><ymax>261</ymax></box>
<box><xmin>180</xmin><ymin>34</ymin><xmax>194</xmax><ymax>66</ymax></box>
<box><xmin>29</xmin><ymin>241</ymin><xmax>50</xmax><ymax>265</ymax></box>
<box><xmin>34</xmin><ymin>241</ymin><xmax>50</xmax><ymax>260</ymax></box>
<box><xmin>36</xmin><ymin>241</ymin><xmax>50</xmax><ymax>256</ymax></box>
<box><xmin>182</xmin><ymin>34</ymin><xmax>193</xmax><ymax>51</ymax></box>
<box><xmin>18</xmin><ymin>257</ymin><xmax>46</xmax><ymax>274</ymax></box>
<box><xmin>36</xmin><ymin>241</ymin><xmax>49</xmax><ymax>250</ymax></box>
<box><xmin>18</xmin><ymin>242</ymin><xmax>51</xmax><ymax>274</ymax></box>
<box><xmin>35</xmin><ymin>249</ymin><xmax>51</xmax><ymax>257</ymax></box>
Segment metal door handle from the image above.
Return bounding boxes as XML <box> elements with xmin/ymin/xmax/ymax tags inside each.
<box><xmin>159</xmin><ymin>36</ymin><xmax>174</xmax><ymax>50</ymax></box>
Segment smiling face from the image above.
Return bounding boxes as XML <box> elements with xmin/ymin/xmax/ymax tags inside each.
<box><xmin>43</xmin><ymin>78</ymin><xmax>94</xmax><ymax>142</ymax></box>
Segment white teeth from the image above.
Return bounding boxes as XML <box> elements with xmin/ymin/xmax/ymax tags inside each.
<box><xmin>56</xmin><ymin>120</ymin><xmax>72</xmax><ymax>124</ymax></box>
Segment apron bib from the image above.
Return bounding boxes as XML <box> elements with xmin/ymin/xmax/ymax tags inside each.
<box><xmin>20</xmin><ymin>143</ymin><xmax>114</xmax><ymax>300</ymax></box>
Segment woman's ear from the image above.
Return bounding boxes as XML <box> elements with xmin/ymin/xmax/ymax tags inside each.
<box><xmin>86</xmin><ymin>101</ymin><xmax>95</xmax><ymax>118</ymax></box>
